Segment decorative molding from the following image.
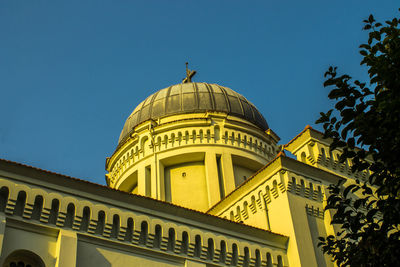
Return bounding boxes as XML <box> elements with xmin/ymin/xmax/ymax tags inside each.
<box><xmin>0</xmin><ymin>177</ymin><xmax>287</xmax><ymax>266</ymax></box>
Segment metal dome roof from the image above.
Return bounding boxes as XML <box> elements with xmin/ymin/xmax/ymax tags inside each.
<box><xmin>118</xmin><ymin>82</ymin><xmax>269</xmax><ymax>144</ymax></box>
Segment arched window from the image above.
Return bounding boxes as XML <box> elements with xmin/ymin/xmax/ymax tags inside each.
<box><xmin>300</xmin><ymin>179</ymin><xmax>305</xmax><ymax>194</ymax></box>
<box><xmin>194</xmin><ymin>235</ymin><xmax>202</xmax><ymax>258</ymax></box>
<box><xmin>255</xmin><ymin>249</ymin><xmax>261</xmax><ymax>267</ymax></box>
<box><xmin>13</xmin><ymin>191</ymin><xmax>27</xmax><ymax>217</ymax></box>
<box><xmin>273</xmin><ymin>180</ymin><xmax>279</xmax><ymax>196</ymax></box>
<box><xmin>251</xmin><ymin>196</ymin><xmax>257</xmax><ymax>212</ymax></box>
<box><xmin>110</xmin><ymin>214</ymin><xmax>120</xmax><ymax>239</ymax></box>
<box><xmin>219</xmin><ymin>240</ymin><xmax>226</xmax><ymax>263</ymax></box>
<box><xmin>181</xmin><ymin>231</ymin><xmax>189</xmax><ymax>254</ymax></box>
<box><xmin>236</xmin><ymin>206</ymin><xmax>242</xmax><ymax>222</ymax></box>
<box><xmin>153</xmin><ymin>225</ymin><xmax>162</xmax><ymax>248</ymax></box>
<box><xmin>139</xmin><ymin>221</ymin><xmax>148</xmax><ymax>245</ymax></box>
<box><xmin>78</xmin><ymin>207</ymin><xmax>90</xmax><ymax>232</ymax></box>
<box><xmin>321</xmin><ymin>148</ymin><xmax>326</xmax><ymax>161</ymax></box>
<box><xmin>64</xmin><ymin>203</ymin><xmax>75</xmax><ymax>228</ymax></box>
<box><xmin>301</xmin><ymin>152</ymin><xmax>307</xmax><ymax>163</ymax></box>
<box><xmin>3</xmin><ymin>250</ymin><xmax>45</xmax><ymax>267</ymax></box>
<box><xmin>277</xmin><ymin>255</ymin><xmax>284</xmax><ymax>267</ymax></box>
<box><xmin>167</xmin><ymin>228</ymin><xmax>175</xmax><ymax>252</ymax></box>
<box><xmin>48</xmin><ymin>199</ymin><xmax>60</xmax><ymax>225</ymax></box>
<box><xmin>231</xmin><ymin>244</ymin><xmax>238</xmax><ymax>266</ymax></box>
<box><xmin>95</xmin><ymin>211</ymin><xmax>105</xmax><ymax>235</ymax></box>
<box><xmin>0</xmin><ymin>187</ymin><xmax>9</xmax><ymax>212</ymax></box>
<box><xmin>31</xmin><ymin>195</ymin><xmax>43</xmax><ymax>221</ymax></box>
<box><xmin>266</xmin><ymin>252</ymin><xmax>273</xmax><ymax>267</ymax></box>
<box><xmin>243</xmin><ymin>247</ymin><xmax>250</xmax><ymax>267</ymax></box>
<box><xmin>207</xmin><ymin>238</ymin><xmax>214</xmax><ymax>261</ymax></box>
<box><xmin>124</xmin><ymin>218</ymin><xmax>134</xmax><ymax>242</ymax></box>
<box><xmin>309</xmin><ymin>182</ymin><xmax>314</xmax><ymax>197</ymax></box>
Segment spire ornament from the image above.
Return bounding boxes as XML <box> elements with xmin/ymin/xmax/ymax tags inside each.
<box><xmin>182</xmin><ymin>62</ymin><xmax>196</xmax><ymax>83</ymax></box>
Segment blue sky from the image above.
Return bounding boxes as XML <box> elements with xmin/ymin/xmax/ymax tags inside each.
<box><xmin>0</xmin><ymin>1</ymin><xmax>398</xmax><ymax>184</ymax></box>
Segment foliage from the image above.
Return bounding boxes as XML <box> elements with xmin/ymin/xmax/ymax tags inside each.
<box><xmin>316</xmin><ymin>10</ymin><xmax>400</xmax><ymax>266</ymax></box>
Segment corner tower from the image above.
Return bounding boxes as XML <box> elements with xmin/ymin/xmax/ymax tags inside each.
<box><xmin>106</xmin><ymin>82</ymin><xmax>279</xmax><ymax>211</ymax></box>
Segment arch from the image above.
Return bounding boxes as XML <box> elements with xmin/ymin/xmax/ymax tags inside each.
<box><xmin>318</xmin><ymin>185</ymin><xmax>323</xmax><ymax>200</ymax></box>
<box><xmin>243</xmin><ymin>201</ymin><xmax>249</xmax><ymax>218</ymax></box>
<box><xmin>251</xmin><ymin>195</ymin><xmax>257</xmax><ymax>213</ymax></box>
<box><xmin>309</xmin><ymin>182</ymin><xmax>314</xmax><ymax>197</ymax></box>
<box><xmin>273</xmin><ymin>180</ymin><xmax>279</xmax><ymax>196</ymax></box>
<box><xmin>48</xmin><ymin>199</ymin><xmax>60</xmax><ymax>225</ymax></box>
<box><xmin>207</xmin><ymin>238</ymin><xmax>214</xmax><ymax>261</ymax></box>
<box><xmin>139</xmin><ymin>221</ymin><xmax>148</xmax><ymax>245</ymax></box>
<box><xmin>157</xmin><ymin>136</ymin><xmax>162</xmax><ymax>150</ymax></box>
<box><xmin>95</xmin><ymin>210</ymin><xmax>105</xmax><ymax>235</ymax></box>
<box><xmin>80</xmin><ymin>206</ymin><xmax>90</xmax><ymax>231</ymax></box>
<box><xmin>266</xmin><ymin>252</ymin><xmax>273</xmax><ymax>267</ymax></box>
<box><xmin>3</xmin><ymin>249</ymin><xmax>45</xmax><ymax>267</ymax></box>
<box><xmin>277</xmin><ymin>255</ymin><xmax>283</xmax><ymax>267</ymax></box>
<box><xmin>300</xmin><ymin>179</ymin><xmax>305</xmax><ymax>193</ymax></box>
<box><xmin>124</xmin><ymin>218</ymin><xmax>134</xmax><ymax>242</ymax></box>
<box><xmin>231</xmin><ymin>243</ymin><xmax>238</xmax><ymax>266</ymax></box>
<box><xmin>255</xmin><ymin>249</ymin><xmax>261</xmax><ymax>267</ymax></box>
<box><xmin>13</xmin><ymin>191</ymin><xmax>27</xmax><ymax>216</ymax></box>
<box><xmin>181</xmin><ymin>231</ymin><xmax>189</xmax><ymax>254</ymax></box>
<box><xmin>110</xmin><ymin>214</ymin><xmax>120</xmax><ymax>239</ymax></box>
<box><xmin>321</xmin><ymin>148</ymin><xmax>326</xmax><ymax>160</ymax></box>
<box><xmin>167</xmin><ymin>228</ymin><xmax>175</xmax><ymax>252</ymax></box>
<box><xmin>230</xmin><ymin>211</ymin><xmax>235</xmax><ymax>221</ymax></box>
<box><xmin>153</xmin><ymin>224</ymin><xmax>162</xmax><ymax>248</ymax></box>
<box><xmin>236</xmin><ymin>206</ymin><xmax>242</xmax><ymax>222</ymax></box>
<box><xmin>243</xmin><ymin>247</ymin><xmax>250</xmax><ymax>267</ymax></box>
<box><xmin>219</xmin><ymin>240</ymin><xmax>226</xmax><ymax>263</ymax></box>
<box><xmin>0</xmin><ymin>186</ymin><xmax>9</xmax><ymax>212</ymax></box>
<box><xmin>301</xmin><ymin>152</ymin><xmax>307</xmax><ymax>163</ymax></box>
<box><xmin>64</xmin><ymin>203</ymin><xmax>75</xmax><ymax>228</ymax></box>
<box><xmin>31</xmin><ymin>195</ymin><xmax>43</xmax><ymax>221</ymax></box>
<box><xmin>194</xmin><ymin>235</ymin><xmax>202</xmax><ymax>258</ymax></box>
<box><xmin>265</xmin><ymin>185</ymin><xmax>272</xmax><ymax>201</ymax></box>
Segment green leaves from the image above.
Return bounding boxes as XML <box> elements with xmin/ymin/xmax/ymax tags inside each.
<box><xmin>316</xmin><ymin>10</ymin><xmax>400</xmax><ymax>267</ymax></box>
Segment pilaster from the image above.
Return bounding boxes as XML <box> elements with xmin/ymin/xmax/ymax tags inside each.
<box><xmin>55</xmin><ymin>229</ymin><xmax>77</xmax><ymax>267</ymax></box>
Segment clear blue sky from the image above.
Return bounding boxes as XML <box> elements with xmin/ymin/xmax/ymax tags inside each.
<box><xmin>1</xmin><ymin>1</ymin><xmax>398</xmax><ymax>184</ymax></box>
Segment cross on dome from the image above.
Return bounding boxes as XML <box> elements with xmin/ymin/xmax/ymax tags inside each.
<box><xmin>182</xmin><ymin>62</ymin><xmax>196</xmax><ymax>83</ymax></box>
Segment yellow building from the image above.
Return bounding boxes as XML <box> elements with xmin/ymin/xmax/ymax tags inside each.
<box><xmin>0</xmin><ymin>78</ymin><xmax>365</xmax><ymax>266</ymax></box>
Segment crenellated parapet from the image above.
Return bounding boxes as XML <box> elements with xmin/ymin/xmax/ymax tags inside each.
<box><xmin>285</xmin><ymin>125</ymin><xmax>371</xmax><ymax>182</ymax></box>
<box><xmin>0</xmin><ymin>159</ymin><xmax>289</xmax><ymax>267</ymax></box>
<box><xmin>207</xmin><ymin>154</ymin><xmax>341</xmax><ymax>267</ymax></box>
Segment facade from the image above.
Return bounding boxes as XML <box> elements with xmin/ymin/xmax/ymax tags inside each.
<box><xmin>0</xmin><ymin>81</ymin><xmax>367</xmax><ymax>267</ymax></box>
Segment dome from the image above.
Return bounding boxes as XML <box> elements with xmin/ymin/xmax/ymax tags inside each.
<box><xmin>119</xmin><ymin>82</ymin><xmax>269</xmax><ymax>144</ymax></box>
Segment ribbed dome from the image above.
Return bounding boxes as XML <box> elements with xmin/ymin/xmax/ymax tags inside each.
<box><xmin>119</xmin><ymin>83</ymin><xmax>269</xmax><ymax>144</ymax></box>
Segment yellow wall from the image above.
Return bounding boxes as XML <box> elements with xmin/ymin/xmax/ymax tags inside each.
<box><xmin>164</xmin><ymin>162</ymin><xmax>209</xmax><ymax>211</ymax></box>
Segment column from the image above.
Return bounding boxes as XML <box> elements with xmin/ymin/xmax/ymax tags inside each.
<box><xmin>221</xmin><ymin>153</ymin><xmax>236</xmax><ymax>195</ymax></box>
<box><xmin>205</xmin><ymin>152</ymin><xmax>221</xmax><ymax>207</ymax></box>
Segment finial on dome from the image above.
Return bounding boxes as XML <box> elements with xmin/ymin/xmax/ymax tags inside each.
<box><xmin>182</xmin><ymin>62</ymin><xmax>196</xmax><ymax>83</ymax></box>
